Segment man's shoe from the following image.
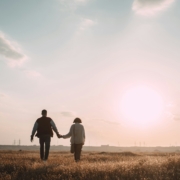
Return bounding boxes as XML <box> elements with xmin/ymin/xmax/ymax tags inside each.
<box><xmin>43</xmin><ymin>160</ymin><xmax>48</xmax><ymax>164</ymax></box>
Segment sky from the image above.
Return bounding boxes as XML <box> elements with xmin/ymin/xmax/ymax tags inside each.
<box><xmin>0</xmin><ymin>0</ymin><xmax>180</xmax><ymax>147</ymax></box>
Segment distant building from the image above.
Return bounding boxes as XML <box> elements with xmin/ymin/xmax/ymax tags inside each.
<box><xmin>101</xmin><ymin>145</ymin><xmax>109</xmax><ymax>147</ymax></box>
<box><xmin>101</xmin><ymin>145</ymin><xmax>109</xmax><ymax>152</ymax></box>
<box><xmin>154</xmin><ymin>149</ymin><xmax>160</xmax><ymax>152</ymax></box>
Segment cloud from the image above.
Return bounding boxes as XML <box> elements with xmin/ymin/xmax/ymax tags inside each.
<box><xmin>132</xmin><ymin>0</ymin><xmax>175</xmax><ymax>16</ymax></box>
<box><xmin>0</xmin><ymin>32</ymin><xmax>27</xmax><ymax>67</ymax></box>
<box><xmin>166</xmin><ymin>111</ymin><xmax>180</xmax><ymax>121</ymax></box>
<box><xmin>72</xmin><ymin>18</ymin><xmax>96</xmax><ymax>37</ymax></box>
<box><xmin>79</xmin><ymin>18</ymin><xmax>96</xmax><ymax>31</ymax></box>
<box><xmin>60</xmin><ymin>111</ymin><xmax>75</xmax><ymax>117</ymax></box>
<box><xmin>0</xmin><ymin>31</ymin><xmax>42</xmax><ymax>79</ymax></box>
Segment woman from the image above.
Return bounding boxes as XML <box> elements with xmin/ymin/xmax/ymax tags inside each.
<box><xmin>62</xmin><ymin>118</ymin><xmax>85</xmax><ymax>162</ymax></box>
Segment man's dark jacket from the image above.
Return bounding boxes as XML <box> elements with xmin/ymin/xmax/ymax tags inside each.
<box><xmin>35</xmin><ymin>117</ymin><xmax>53</xmax><ymax>137</ymax></box>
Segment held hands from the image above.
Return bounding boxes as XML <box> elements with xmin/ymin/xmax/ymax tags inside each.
<box><xmin>57</xmin><ymin>133</ymin><xmax>63</xmax><ymax>138</ymax></box>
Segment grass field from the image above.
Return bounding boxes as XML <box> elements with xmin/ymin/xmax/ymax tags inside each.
<box><xmin>1</xmin><ymin>151</ymin><xmax>180</xmax><ymax>180</ymax></box>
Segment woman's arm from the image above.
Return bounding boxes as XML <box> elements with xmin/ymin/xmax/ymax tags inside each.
<box><xmin>83</xmin><ymin>126</ymin><xmax>85</xmax><ymax>139</ymax></box>
<box><xmin>63</xmin><ymin>125</ymin><xmax>73</xmax><ymax>139</ymax></box>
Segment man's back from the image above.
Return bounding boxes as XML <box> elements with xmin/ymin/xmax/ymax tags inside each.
<box><xmin>36</xmin><ymin>117</ymin><xmax>53</xmax><ymax>137</ymax></box>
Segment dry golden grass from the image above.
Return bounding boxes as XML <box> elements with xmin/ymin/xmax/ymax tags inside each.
<box><xmin>1</xmin><ymin>150</ymin><xmax>180</xmax><ymax>180</ymax></box>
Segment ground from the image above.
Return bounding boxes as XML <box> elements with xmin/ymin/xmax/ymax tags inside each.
<box><xmin>1</xmin><ymin>151</ymin><xmax>180</xmax><ymax>180</ymax></box>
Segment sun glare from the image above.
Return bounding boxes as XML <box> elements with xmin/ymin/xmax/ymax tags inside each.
<box><xmin>121</xmin><ymin>86</ymin><xmax>164</xmax><ymax>127</ymax></box>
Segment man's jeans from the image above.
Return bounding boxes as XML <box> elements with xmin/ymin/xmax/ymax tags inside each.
<box><xmin>39</xmin><ymin>135</ymin><xmax>51</xmax><ymax>160</ymax></box>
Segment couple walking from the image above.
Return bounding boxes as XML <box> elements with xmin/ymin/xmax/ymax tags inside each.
<box><xmin>30</xmin><ymin>109</ymin><xmax>85</xmax><ymax>162</ymax></box>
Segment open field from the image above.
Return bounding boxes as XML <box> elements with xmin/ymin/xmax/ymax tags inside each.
<box><xmin>1</xmin><ymin>151</ymin><xmax>180</xmax><ymax>180</ymax></box>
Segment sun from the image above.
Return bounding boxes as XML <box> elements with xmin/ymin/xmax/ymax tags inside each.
<box><xmin>120</xmin><ymin>86</ymin><xmax>164</xmax><ymax>127</ymax></box>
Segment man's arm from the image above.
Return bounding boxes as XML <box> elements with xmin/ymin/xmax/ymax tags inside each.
<box><xmin>31</xmin><ymin>122</ymin><xmax>38</xmax><ymax>142</ymax></box>
<box><xmin>50</xmin><ymin>120</ymin><xmax>61</xmax><ymax>137</ymax></box>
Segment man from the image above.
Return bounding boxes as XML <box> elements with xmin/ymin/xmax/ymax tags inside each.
<box><xmin>31</xmin><ymin>109</ymin><xmax>61</xmax><ymax>161</ymax></box>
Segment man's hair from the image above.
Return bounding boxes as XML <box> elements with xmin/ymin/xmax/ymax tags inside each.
<box><xmin>42</xmin><ymin>109</ymin><xmax>47</xmax><ymax>115</ymax></box>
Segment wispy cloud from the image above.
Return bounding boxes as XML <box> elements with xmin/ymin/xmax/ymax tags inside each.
<box><xmin>132</xmin><ymin>0</ymin><xmax>175</xmax><ymax>16</ymax></box>
<box><xmin>0</xmin><ymin>31</ymin><xmax>43</xmax><ymax>79</ymax></box>
<box><xmin>164</xmin><ymin>102</ymin><xmax>180</xmax><ymax>121</ymax></box>
<box><xmin>74</xmin><ymin>18</ymin><xmax>96</xmax><ymax>36</ymax></box>
<box><xmin>79</xmin><ymin>18</ymin><xmax>96</xmax><ymax>31</ymax></box>
<box><xmin>60</xmin><ymin>111</ymin><xmax>75</xmax><ymax>117</ymax></box>
<box><xmin>170</xmin><ymin>113</ymin><xmax>180</xmax><ymax>121</ymax></box>
<box><xmin>0</xmin><ymin>32</ymin><xmax>27</xmax><ymax>67</ymax></box>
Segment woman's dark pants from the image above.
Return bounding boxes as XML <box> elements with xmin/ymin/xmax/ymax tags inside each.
<box><xmin>39</xmin><ymin>135</ymin><xmax>51</xmax><ymax>160</ymax></box>
<box><xmin>74</xmin><ymin>144</ymin><xmax>83</xmax><ymax>161</ymax></box>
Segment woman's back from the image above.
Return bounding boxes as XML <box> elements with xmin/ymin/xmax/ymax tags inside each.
<box><xmin>71</xmin><ymin>123</ymin><xmax>85</xmax><ymax>144</ymax></box>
